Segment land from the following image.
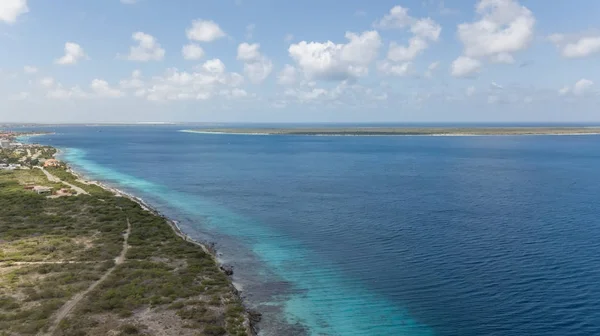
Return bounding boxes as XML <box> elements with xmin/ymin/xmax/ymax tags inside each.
<box><xmin>0</xmin><ymin>140</ymin><xmax>252</xmax><ymax>335</ymax></box>
<box><xmin>184</xmin><ymin>127</ymin><xmax>600</xmax><ymax>136</ymax></box>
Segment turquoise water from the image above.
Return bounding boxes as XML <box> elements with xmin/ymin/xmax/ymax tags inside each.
<box><xmin>60</xmin><ymin>147</ymin><xmax>432</xmax><ymax>336</ymax></box>
<box><xmin>25</xmin><ymin>125</ymin><xmax>600</xmax><ymax>335</ymax></box>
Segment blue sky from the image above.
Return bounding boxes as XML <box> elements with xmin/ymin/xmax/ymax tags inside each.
<box><xmin>1</xmin><ymin>0</ymin><xmax>599</xmax><ymax>123</ymax></box>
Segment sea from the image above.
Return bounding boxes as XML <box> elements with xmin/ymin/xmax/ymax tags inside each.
<box><xmin>13</xmin><ymin>124</ymin><xmax>600</xmax><ymax>336</ymax></box>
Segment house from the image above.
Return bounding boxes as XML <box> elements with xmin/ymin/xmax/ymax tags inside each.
<box><xmin>33</xmin><ymin>186</ymin><xmax>53</xmax><ymax>195</ymax></box>
<box><xmin>0</xmin><ymin>140</ymin><xmax>10</xmax><ymax>149</ymax></box>
<box><xmin>44</xmin><ymin>159</ymin><xmax>60</xmax><ymax>167</ymax></box>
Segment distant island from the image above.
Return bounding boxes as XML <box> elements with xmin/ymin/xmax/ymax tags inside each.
<box><xmin>182</xmin><ymin>127</ymin><xmax>600</xmax><ymax>136</ymax></box>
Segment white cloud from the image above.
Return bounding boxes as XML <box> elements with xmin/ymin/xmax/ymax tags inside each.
<box><xmin>288</xmin><ymin>30</ymin><xmax>381</xmax><ymax>81</ymax></box>
<box><xmin>237</xmin><ymin>43</ymin><xmax>272</xmax><ymax>83</ymax></box>
<box><xmin>374</xmin><ymin>6</ymin><xmax>412</xmax><ymax>30</ymax></box>
<box><xmin>47</xmin><ymin>85</ymin><xmax>88</xmax><ymax>100</ymax></box>
<box><xmin>201</xmin><ymin>58</ymin><xmax>226</xmax><ymax>74</ymax></box>
<box><xmin>284</xmin><ymin>34</ymin><xmax>294</xmax><ymax>43</ymax></box>
<box><xmin>457</xmin><ymin>0</ymin><xmax>534</xmax><ymax>63</ymax></box>
<box><xmin>55</xmin><ymin>42</ymin><xmax>87</xmax><ymax>65</ymax></box>
<box><xmin>549</xmin><ymin>35</ymin><xmax>600</xmax><ymax>58</ymax></box>
<box><xmin>91</xmin><ymin>79</ymin><xmax>124</xmax><ymax>98</ymax></box>
<box><xmin>573</xmin><ymin>79</ymin><xmax>594</xmax><ymax>96</ymax></box>
<box><xmin>0</xmin><ymin>0</ymin><xmax>28</xmax><ymax>24</ymax></box>
<box><xmin>558</xmin><ymin>86</ymin><xmax>570</xmax><ymax>96</ymax></box>
<box><xmin>120</xmin><ymin>0</ymin><xmax>138</xmax><ymax>4</ymax></box>
<box><xmin>375</xmin><ymin>6</ymin><xmax>441</xmax><ymax>69</ymax></box>
<box><xmin>424</xmin><ymin>61</ymin><xmax>439</xmax><ymax>78</ymax></box>
<box><xmin>123</xmin><ymin>32</ymin><xmax>165</xmax><ymax>61</ymax></box>
<box><xmin>377</xmin><ymin>61</ymin><xmax>412</xmax><ymax>77</ymax></box>
<box><xmin>491</xmin><ymin>81</ymin><xmax>504</xmax><ymax>90</ymax></box>
<box><xmin>244</xmin><ymin>60</ymin><xmax>273</xmax><ymax>84</ymax></box>
<box><xmin>490</xmin><ymin>53</ymin><xmax>515</xmax><ymax>64</ymax></box>
<box><xmin>39</xmin><ymin>77</ymin><xmax>55</xmax><ymax>87</ymax></box>
<box><xmin>387</xmin><ymin>38</ymin><xmax>428</xmax><ymax>62</ymax></box>
<box><xmin>277</xmin><ymin>65</ymin><xmax>297</xmax><ymax>85</ymax></box>
<box><xmin>237</xmin><ymin>43</ymin><xmax>261</xmax><ymax>62</ymax></box>
<box><xmin>23</xmin><ymin>65</ymin><xmax>37</xmax><ymax>74</ymax></box>
<box><xmin>135</xmin><ymin>62</ymin><xmax>244</xmax><ymax>102</ymax></box>
<box><xmin>119</xmin><ymin>70</ymin><xmax>144</xmax><ymax>89</ymax></box>
<box><xmin>451</xmin><ymin>56</ymin><xmax>481</xmax><ymax>77</ymax></box>
<box><xmin>558</xmin><ymin>79</ymin><xmax>596</xmax><ymax>97</ymax></box>
<box><xmin>182</xmin><ymin>43</ymin><xmax>204</xmax><ymax>60</ymax></box>
<box><xmin>410</xmin><ymin>18</ymin><xmax>441</xmax><ymax>41</ymax></box>
<box><xmin>186</xmin><ymin>20</ymin><xmax>226</xmax><ymax>42</ymax></box>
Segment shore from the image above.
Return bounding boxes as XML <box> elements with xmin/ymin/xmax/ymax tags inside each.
<box><xmin>1</xmin><ymin>141</ymin><xmax>257</xmax><ymax>335</ymax></box>
<box><xmin>62</xmin><ymin>163</ymin><xmax>261</xmax><ymax>334</ymax></box>
<box><xmin>181</xmin><ymin>127</ymin><xmax>600</xmax><ymax>136</ymax></box>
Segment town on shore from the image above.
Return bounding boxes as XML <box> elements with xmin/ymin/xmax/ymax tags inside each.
<box><xmin>0</xmin><ymin>132</ymin><xmax>256</xmax><ymax>336</ymax></box>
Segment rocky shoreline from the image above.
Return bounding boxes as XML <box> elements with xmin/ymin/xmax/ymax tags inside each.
<box><xmin>63</xmin><ymin>165</ymin><xmax>262</xmax><ymax>335</ymax></box>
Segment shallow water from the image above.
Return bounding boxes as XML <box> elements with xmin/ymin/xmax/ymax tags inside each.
<box><xmin>27</xmin><ymin>125</ymin><xmax>600</xmax><ymax>335</ymax></box>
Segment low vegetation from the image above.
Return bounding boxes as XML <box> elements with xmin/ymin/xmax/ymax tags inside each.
<box><xmin>0</xmin><ymin>166</ymin><xmax>250</xmax><ymax>336</ymax></box>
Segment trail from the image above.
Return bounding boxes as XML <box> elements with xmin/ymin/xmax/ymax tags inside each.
<box><xmin>37</xmin><ymin>167</ymin><xmax>89</xmax><ymax>195</ymax></box>
<box><xmin>42</xmin><ymin>218</ymin><xmax>131</xmax><ymax>336</ymax></box>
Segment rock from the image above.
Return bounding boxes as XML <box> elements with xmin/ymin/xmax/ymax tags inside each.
<box><xmin>220</xmin><ymin>265</ymin><xmax>234</xmax><ymax>276</ymax></box>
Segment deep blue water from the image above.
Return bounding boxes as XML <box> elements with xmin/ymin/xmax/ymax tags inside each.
<box><xmin>18</xmin><ymin>125</ymin><xmax>600</xmax><ymax>335</ymax></box>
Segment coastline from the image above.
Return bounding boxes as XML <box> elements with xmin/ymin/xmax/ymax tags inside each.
<box><xmin>180</xmin><ymin>128</ymin><xmax>600</xmax><ymax>137</ymax></box>
<box><xmin>61</xmin><ymin>162</ymin><xmax>261</xmax><ymax>334</ymax></box>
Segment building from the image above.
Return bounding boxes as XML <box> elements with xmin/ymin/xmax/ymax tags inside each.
<box><xmin>33</xmin><ymin>186</ymin><xmax>53</xmax><ymax>195</ymax></box>
<box><xmin>0</xmin><ymin>140</ymin><xmax>10</xmax><ymax>149</ymax></box>
<box><xmin>43</xmin><ymin>159</ymin><xmax>61</xmax><ymax>167</ymax></box>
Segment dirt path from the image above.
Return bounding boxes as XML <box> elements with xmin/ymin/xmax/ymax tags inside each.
<box><xmin>42</xmin><ymin>218</ymin><xmax>131</xmax><ymax>336</ymax></box>
<box><xmin>38</xmin><ymin>167</ymin><xmax>89</xmax><ymax>195</ymax></box>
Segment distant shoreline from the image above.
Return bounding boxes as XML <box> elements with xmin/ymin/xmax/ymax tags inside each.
<box><xmin>180</xmin><ymin>127</ymin><xmax>600</xmax><ymax>137</ymax></box>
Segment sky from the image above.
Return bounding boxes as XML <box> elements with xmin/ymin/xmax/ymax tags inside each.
<box><xmin>1</xmin><ymin>0</ymin><xmax>600</xmax><ymax>123</ymax></box>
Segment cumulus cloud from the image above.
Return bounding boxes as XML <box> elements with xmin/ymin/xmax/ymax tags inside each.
<box><xmin>55</xmin><ymin>42</ymin><xmax>87</xmax><ymax>65</ymax></box>
<box><xmin>288</xmin><ymin>30</ymin><xmax>382</xmax><ymax>81</ymax></box>
<box><xmin>237</xmin><ymin>43</ymin><xmax>272</xmax><ymax>84</ymax></box>
<box><xmin>548</xmin><ymin>34</ymin><xmax>600</xmax><ymax>58</ymax></box>
<box><xmin>123</xmin><ymin>59</ymin><xmax>244</xmax><ymax>102</ymax></box>
<box><xmin>182</xmin><ymin>43</ymin><xmax>204</xmax><ymax>60</ymax></box>
<box><xmin>0</xmin><ymin>0</ymin><xmax>28</xmax><ymax>24</ymax></box>
<box><xmin>39</xmin><ymin>77</ymin><xmax>55</xmax><ymax>88</ymax></box>
<box><xmin>573</xmin><ymin>79</ymin><xmax>594</xmax><ymax>96</ymax></box>
<box><xmin>377</xmin><ymin>61</ymin><xmax>412</xmax><ymax>77</ymax></box>
<box><xmin>424</xmin><ymin>61</ymin><xmax>440</xmax><ymax>78</ymax></box>
<box><xmin>45</xmin><ymin>79</ymin><xmax>123</xmax><ymax>100</ymax></box>
<box><xmin>91</xmin><ymin>79</ymin><xmax>124</xmax><ymax>98</ymax></box>
<box><xmin>277</xmin><ymin>65</ymin><xmax>297</xmax><ymax>85</ymax></box>
<box><xmin>456</xmin><ymin>0</ymin><xmax>534</xmax><ymax>65</ymax></box>
<box><xmin>186</xmin><ymin>20</ymin><xmax>226</xmax><ymax>42</ymax></box>
<box><xmin>47</xmin><ymin>86</ymin><xmax>88</xmax><ymax>100</ymax></box>
<box><xmin>375</xmin><ymin>6</ymin><xmax>441</xmax><ymax>71</ymax></box>
<box><xmin>119</xmin><ymin>70</ymin><xmax>144</xmax><ymax>89</ymax></box>
<box><xmin>451</xmin><ymin>56</ymin><xmax>481</xmax><ymax>77</ymax></box>
<box><xmin>558</xmin><ymin>86</ymin><xmax>570</xmax><ymax>96</ymax></box>
<box><xmin>123</xmin><ymin>32</ymin><xmax>165</xmax><ymax>61</ymax></box>
<box><xmin>374</xmin><ymin>6</ymin><xmax>412</xmax><ymax>29</ymax></box>
<box><xmin>558</xmin><ymin>79</ymin><xmax>596</xmax><ymax>97</ymax></box>
<box><xmin>23</xmin><ymin>65</ymin><xmax>37</xmax><ymax>74</ymax></box>
<box><xmin>387</xmin><ymin>38</ymin><xmax>428</xmax><ymax>62</ymax></box>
